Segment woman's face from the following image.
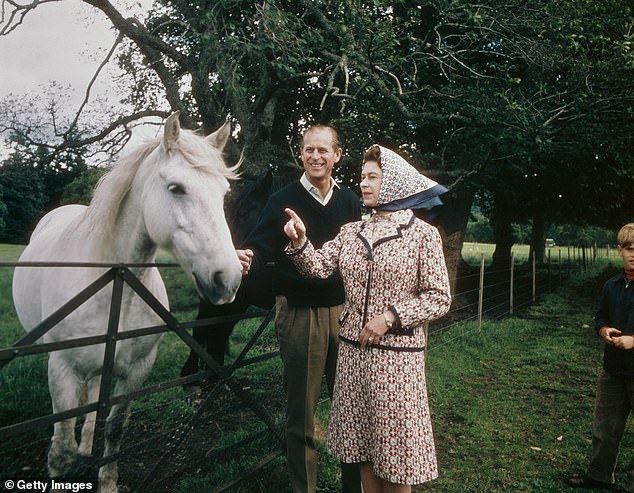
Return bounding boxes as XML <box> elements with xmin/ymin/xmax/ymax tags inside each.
<box><xmin>360</xmin><ymin>160</ymin><xmax>382</xmax><ymax>207</ymax></box>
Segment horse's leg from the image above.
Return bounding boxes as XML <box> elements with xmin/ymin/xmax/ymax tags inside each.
<box><xmin>47</xmin><ymin>353</ymin><xmax>82</xmax><ymax>478</ymax></box>
<box><xmin>97</xmin><ymin>400</ymin><xmax>131</xmax><ymax>493</ymax></box>
<box><xmin>78</xmin><ymin>375</ymin><xmax>101</xmax><ymax>456</ymax></box>
<box><xmin>98</xmin><ymin>349</ymin><xmax>158</xmax><ymax>493</ymax></box>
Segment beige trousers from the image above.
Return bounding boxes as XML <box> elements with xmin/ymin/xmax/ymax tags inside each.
<box><xmin>276</xmin><ymin>295</ymin><xmax>355</xmax><ymax>493</ymax></box>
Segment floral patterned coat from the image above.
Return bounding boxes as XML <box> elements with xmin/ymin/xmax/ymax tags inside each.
<box><xmin>288</xmin><ymin>209</ymin><xmax>452</xmax><ymax>485</ymax></box>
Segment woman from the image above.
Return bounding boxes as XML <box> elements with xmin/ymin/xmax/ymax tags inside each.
<box><xmin>283</xmin><ymin>145</ymin><xmax>452</xmax><ymax>493</ymax></box>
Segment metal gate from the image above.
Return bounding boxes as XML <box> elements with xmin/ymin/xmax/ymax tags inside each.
<box><xmin>0</xmin><ymin>261</ymin><xmax>285</xmax><ymax>492</ymax></box>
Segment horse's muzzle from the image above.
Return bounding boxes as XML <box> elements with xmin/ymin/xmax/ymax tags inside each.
<box><xmin>194</xmin><ymin>270</ymin><xmax>240</xmax><ymax>305</ymax></box>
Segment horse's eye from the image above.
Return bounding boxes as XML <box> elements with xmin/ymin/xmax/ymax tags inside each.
<box><xmin>168</xmin><ymin>183</ymin><xmax>186</xmax><ymax>195</ymax></box>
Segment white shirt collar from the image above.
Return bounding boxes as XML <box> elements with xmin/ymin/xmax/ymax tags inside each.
<box><xmin>300</xmin><ymin>173</ymin><xmax>339</xmax><ymax>206</ymax></box>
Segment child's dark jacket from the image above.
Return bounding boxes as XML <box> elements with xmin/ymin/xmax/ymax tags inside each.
<box><xmin>595</xmin><ymin>271</ymin><xmax>634</xmax><ymax>377</ymax></box>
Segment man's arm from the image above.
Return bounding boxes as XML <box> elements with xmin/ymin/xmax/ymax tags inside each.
<box><xmin>238</xmin><ymin>194</ymin><xmax>285</xmax><ymax>276</ymax></box>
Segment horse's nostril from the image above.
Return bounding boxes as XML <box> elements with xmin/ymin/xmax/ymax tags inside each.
<box><xmin>214</xmin><ymin>270</ymin><xmax>234</xmax><ymax>290</ymax></box>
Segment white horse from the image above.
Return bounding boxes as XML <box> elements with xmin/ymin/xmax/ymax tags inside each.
<box><xmin>11</xmin><ymin>113</ymin><xmax>243</xmax><ymax>493</ymax></box>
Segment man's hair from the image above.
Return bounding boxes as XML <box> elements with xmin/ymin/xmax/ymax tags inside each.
<box><xmin>617</xmin><ymin>223</ymin><xmax>634</xmax><ymax>247</ymax></box>
<box><xmin>301</xmin><ymin>124</ymin><xmax>341</xmax><ymax>151</ymax></box>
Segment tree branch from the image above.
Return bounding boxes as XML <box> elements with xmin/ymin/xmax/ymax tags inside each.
<box><xmin>81</xmin><ymin>0</ymin><xmax>195</xmax><ymax>126</ymax></box>
<box><xmin>82</xmin><ymin>0</ymin><xmax>189</xmax><ymax>67</ymax></box>
<box><xmin>1</xmin><ymin>0</ymin><xmax>61</xmax><ymax>35</ymax></box>
<box><xmin>64</xmin><ymin>30</ymin><xmax>125</xmax><ymax>140</ymax></box>
<box><xmin>59</xmin><ymin>109</ymin><xmax>169</xmax><ymax>149</ymax></box>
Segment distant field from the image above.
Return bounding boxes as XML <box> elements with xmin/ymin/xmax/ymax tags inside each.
<box><xmin>0</xmin><ymin>244</ymin><xmax>24</xmax><ymax>260</ymax></box>
<box><xmin>462</xmin><ymin>241</ymin><xmax>612</xmax><ymax>265</ymax></box>
<box><xmin>462</xmin><ymin>242</ymin><xmax>530</xmax><ymax>262</ymax></box>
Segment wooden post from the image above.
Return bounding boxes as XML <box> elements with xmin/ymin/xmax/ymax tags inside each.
<box><xmin>533</xmin><ymin>252</ymin><xmax>537</xmax><ymax>303</ymax></box>
<box><xmin>509</xmin><ymin>252</ymin><xmax>515</xmax><ymax>315</ymax></box>
<box><xmin>546</xmin><ymin>249</ymin><xmax>553</xmax><ymax>291</ymax></box>
<box><xmin>478</xmin><ymin>253</ymin><xmax>485</xmax><ymax>331</ymax></box>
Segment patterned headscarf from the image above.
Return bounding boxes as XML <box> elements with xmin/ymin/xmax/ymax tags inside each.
<box><xmin>369</xmin><ymin>145</ymin><xmax>448</xmax><ymax>212</ymax></box>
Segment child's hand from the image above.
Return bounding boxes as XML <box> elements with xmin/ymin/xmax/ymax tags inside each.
<box><xmin>599</xmin><ymin>326</ymin><xmax>622</xmax><ymax>345</ymax></box>
<box><xmin>613</xmin><ymin>335</ymin><xmax>634</xmax><ymax>351</ymax></box>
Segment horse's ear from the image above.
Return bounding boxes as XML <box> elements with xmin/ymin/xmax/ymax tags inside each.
<box><xmin>206</xmin><ymin>120</ymin><xmax>231</xmax><ymax>150</ymax></box>
<box><xmin>163</xmin><ymin>112</ymin><xmax>181</xmax><ymax>152</ymax></box>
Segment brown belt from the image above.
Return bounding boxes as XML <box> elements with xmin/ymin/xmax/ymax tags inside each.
<box><xmin>339</xmin><ymin>335</ymin><xmax>425</xmax><ymax>353</ymax></box>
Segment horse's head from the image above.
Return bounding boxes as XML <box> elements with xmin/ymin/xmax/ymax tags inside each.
<box><xmin>141</xmin><ymin>113</ymin><xmax>242</xmax><ymax>304</ymax></box>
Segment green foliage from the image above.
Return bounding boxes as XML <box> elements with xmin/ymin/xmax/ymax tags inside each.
<box><xmin>0</xmin><ymin>157</ymin><xmax>47</xmax><ymax>244</ymax></box>
<box><xmin>60</xmin><ymin>166</ymin><xmax>108</xmax><ymax>206</ymax></box>
<box><xmin>0</xmin><ymin>183</ymin><xmax>8</xmax><ymax>236</ymax></box>
<box><xmin>465</xmin><ymin>209</ymin><xmax>495</xmax><ymax>243</ymax></box>
<box><xmin>466</xmin><ymin>206</ymin><xmax>618</xmax><ymax>248</ymax></box>
<box><xmin>2</xmin><ymin>0</ymin><xmax>631</xmax><ymax>257</ymax></box>
<box><xmin>0</xmin><ymin>126</ymin><xmax>90</xmax><ymax>243</ymax></box>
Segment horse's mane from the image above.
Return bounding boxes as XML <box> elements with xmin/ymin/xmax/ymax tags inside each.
<box><xmin>78</xmin><ymin>129</ymin><xmax>239</xmax><ymax>259</ymax></box>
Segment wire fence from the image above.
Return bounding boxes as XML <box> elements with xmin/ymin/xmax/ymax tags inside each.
<box><xmin>427</xmin><ymin>242</ymin><xmax>609</xmax><ymax>351</ymax></box>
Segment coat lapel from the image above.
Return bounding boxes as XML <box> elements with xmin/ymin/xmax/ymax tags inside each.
<box><xmin>357</xmin><ymin>210</ymin><xmax>415</xmax><ymax>255</ymax></box>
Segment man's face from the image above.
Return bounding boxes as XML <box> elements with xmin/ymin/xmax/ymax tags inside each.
<box><xmin>618</xmin><ymin>244</ymin><xmax>634</xmax><ymax>271</ymax></box>
<box><xmin>300</xmin><ymin>128</ymin><xmax>342</xmax><ymax>184</ymax></box>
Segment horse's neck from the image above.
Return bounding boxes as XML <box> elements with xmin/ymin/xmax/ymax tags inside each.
<box><xmin>88</xmin><ymin>188</ymin><xmax>157</xmax><ymax>265</ymax></box>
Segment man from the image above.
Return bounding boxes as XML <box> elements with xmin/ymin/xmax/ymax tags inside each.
<box><xmin>238</xmin><ymin>125</ymin><xmax>361</xmax><ymax>493</ymax></box>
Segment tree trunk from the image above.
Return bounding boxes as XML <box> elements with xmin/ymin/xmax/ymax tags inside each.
<box><xmin>491</xmin><ymin>195</ymin><xmax>514</xmax><ymax>272</ymax></box>
<box><xmin>435</xmin><ymin>188</ymin><xmax>475</xmax><ymax>300</ymax></box>
<box><xmin>530</xmin><ymin>212</ymin><xmax>546</xmax><ymax>264</ymax></box>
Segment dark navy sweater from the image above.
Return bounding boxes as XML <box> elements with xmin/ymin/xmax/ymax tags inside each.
<box><xmin>595</xmin><ymin>271</ymin><xmax>634</xmax><ymax>377</ymax></box>
<box><xmin>244</xmin><ymin>180</ymin><xmax>361</xmax><ymax>307</ymax></box>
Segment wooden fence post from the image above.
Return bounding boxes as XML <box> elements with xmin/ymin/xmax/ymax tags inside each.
<box><xmin>532</xmin><ymin>251</ymin><xmax>537</xmax><ymax>303</ymax></box>
<box><xmin>478</xmin><ymin>253</ymin><xmax>485</xmax><ymax>331</ymax></box>
<box><xmin>509</xmin><ymin>252</ymin><xmax>514</xmax><ymax>316</ymax></box>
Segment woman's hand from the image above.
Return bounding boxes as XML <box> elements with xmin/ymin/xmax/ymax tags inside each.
<box><xmin>360</xmin><ymin>313</ymin><xmax>391</xmax><ymax>350</ymax></box>
<box><xmin>284</xmin><ymin>208</ymin><xmax>307</xmax><ymax>248</ymax></box>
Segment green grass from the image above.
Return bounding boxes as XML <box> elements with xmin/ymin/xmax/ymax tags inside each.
<box><xmin>416</xmin><ymin>262</ymin><xmax>619</xmax><ymax>492</ymax></box>
<box><xmin>0</xmin><ymin>244</ymin><xmax>627</xmax><ymax>492</ymax></box>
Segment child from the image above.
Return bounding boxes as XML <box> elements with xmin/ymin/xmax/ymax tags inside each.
<box><xmin>568</xmin><ymin>223</ymin><xmax>634</xmax><ymax>491</ymax></box>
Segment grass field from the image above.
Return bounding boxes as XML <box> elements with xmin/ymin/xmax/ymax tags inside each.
<box><xmin>0</xmin><ymin>245</ymin><xmax>626</xmax><ymax>492</ymax></box>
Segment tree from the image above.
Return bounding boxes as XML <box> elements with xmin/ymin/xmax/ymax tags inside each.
<box><xmin>1</xmin><ymin>0</ymin><xmax>632</xmax><ymax>270</ymax></box>
<box><xmin>0</xmin><ymin>153</ymin><xmax>47</xmax><ymax>243</ymax></box>
<box><xmin>60</xmin><ymin>167</ymin><xmax>108</xmax><ymax>205</ymax></box>
<box><xmin>0</xmin><ymin>183</ymin><xmax>8</xmax><ymax>236</ymax></box>
<box><xmin>432</xmin><ymin>0</ymin><xmax>634</xmax><ymax>266</ymax></box>
<box><xmin>0</xmin><ymin>119</ymin><xmax>92</xmax><ymax>242</ymax></box>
